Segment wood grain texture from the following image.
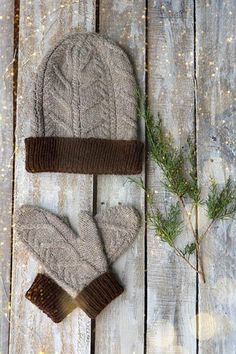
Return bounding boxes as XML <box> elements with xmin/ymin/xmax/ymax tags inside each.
<box><xmin>0</xmin><ymin>1</ymin><xmax>14</xmax><ymax>353</ymax></box>
<box><xmin>196</xmin><ymin>1</ymin><xmax>236</xmax><ymax>352</ymax></box>
<box><xmin>9</xmin><ymin>1</ymin><xmax>95</xmax><ymax>353</ymax></box>
<box><xmin>95</xmin><ymin>1</ymin><xmax>146</xmax><ymax>353</ymax></box>
<box><xmin>2</xmin><ymin>1</ymin><xmax>236</xmax><ymax>353</ymax></box>
<box><xmin>147</xmin><ymin>1</ymin><xmax>197</xmax><ymax>353</ymax></box>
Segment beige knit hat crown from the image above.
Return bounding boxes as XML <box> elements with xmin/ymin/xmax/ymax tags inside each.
<box><xmin>25</xmin><ymin>32</ymin><xmax>143</xmax><ymax>174</ymax></box>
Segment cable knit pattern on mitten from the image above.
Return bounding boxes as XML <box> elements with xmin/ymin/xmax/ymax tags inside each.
<box><xmin>95</xmin><ymin>206</ymin><xmax>141</xmax><ymax>264</ymax></box>
<box><xmin>15</xmin><ymin>205</ymin><xmax>108</xmax><ymax>297</ymax></box>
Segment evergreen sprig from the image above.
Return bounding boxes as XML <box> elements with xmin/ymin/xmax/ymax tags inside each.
<box><xmin>147</xmin><ymin>203</ymin><xmax>183</xmax><ymax>247</ymax></box>
<box><xmin>138</xmin><ymin>102</ymin><xmax>200</xmax><ymax>201</ymax></box>
<box><xmin>129</xmin><ymin>177</ymin><xmax>197</xmax><ymax>258</ymax></box>
<box><xmin>206</xmin><ymin>177</ymin><xmax>236</xmax><ymax>220</ymax></box>
<box><xmin>182</xmin><ymin>242</ymin><xmax>196</xmax><ymax>258</ymax></box>
<box><xmin>132</xmin><ymin>97</ymin><xmax>236</xmax><ymax>282</ymax></box>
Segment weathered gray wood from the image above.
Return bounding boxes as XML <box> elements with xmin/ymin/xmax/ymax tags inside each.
<box><xmin>9</xmin><ymin>1</ymin><xmax>95</xmax><ymax>353</ymax></box>
<box><xmin>0</xmin><ymin>1</ymin><xmax>14</xmax><ymax>353</ymax></box>
<box><xmin>147</xmin><ymin>2</ymin><xmax>197</xmax><ymax>353</ymax></box>
<box><xmin>95</xmin><ymin>1</ymin><xmax>146</xmax><ymax>353</ymax></box>
<box><xmin>3</xmin><ymin>1</ymin><xmax>236</xmax><ymax>353</ymax></box>
<box><xmin>196</xmin><ymin>1</ymin><xmax>236</xmax><ymax>352</ymax></box>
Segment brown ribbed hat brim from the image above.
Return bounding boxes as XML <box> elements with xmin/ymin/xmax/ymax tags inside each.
<box><xmin>25</xmin><ymin>273</ymin><xmax>77</xmax><ymax>323</ymax></box>
<box><xmin>25</xmin><ymin>137</ymin><xmax>143</xmax><ymax>174</ymax></box>
<box><xmin>76</xmin><ymin>272</ymin><xmax>124</xmax><ymax>319</ymax></box>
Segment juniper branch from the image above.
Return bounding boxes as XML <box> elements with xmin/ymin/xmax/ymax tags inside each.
<box><xmin>199</xmin><ymin>177</ymin><xmax>236</xmax><ymax>243</ymax></box>
<box><xmin>206</xmin><ymin>177</ymin><xmax>236</xmax><ymax>221</ymax></box>
<box><xmin>135</xmin><ymin>97</ymin><xmax>236</xmax><ymax>283</ymax></box>
<box><xmin>138</xmin><ymin>102</ymin><xmax>200</xmax><ymax>203</ymax></box>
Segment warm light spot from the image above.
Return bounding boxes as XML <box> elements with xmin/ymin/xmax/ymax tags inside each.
<box><xmin>226</xmin><ymin>36</ymin><xmax>233</xmax><ymax>43</ymax></box>
<box><xmin>191</xmin><ymin>312</ymin><xmax>217</xmax><ymax>340</ymax></box>
<box><xmin>149</xmin><ymin>320</ymin><xmax>175</xmax><ymax>348</ymax></box>
<box><xmin>172</xmin><ymin>345</ymin><xmax>187</xmax><ymax>354</ymax></box>
<box><xmin>191</xmin><ymin>312</ymin><xmax>233</xmax><ymax>340</ymax></box>
<box><xmin>213</xmin><ymin>277</ymin><xmax>236</xmax><ymax>305</ymax></box>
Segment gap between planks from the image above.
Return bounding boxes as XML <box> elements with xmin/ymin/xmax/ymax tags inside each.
<box><xmin>8</xmin><ymin>0</ymin><xmax>20</xmax><ymax>352</ymax></box>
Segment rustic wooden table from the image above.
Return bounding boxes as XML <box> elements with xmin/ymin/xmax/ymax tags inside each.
<box><xmin>1</xmin><ymin>1</ymin><xmax>236</xmax><ymax>353</ymax></box>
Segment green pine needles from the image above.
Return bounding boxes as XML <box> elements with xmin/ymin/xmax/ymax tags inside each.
<box><xmin>147</xmin><ymin>203</ymin><xmax>183</xmax><ymax>247</ymax></box>
<box><xmin>206</xmin><ymin>177</ymin><xmax>236</xmax><ymax>220</ymax></box>
<box><xmin>131</xmin><ymin>100</ymin><xmax>236</xmax><ymax>282</ymax></box>
<box><xmin>140</xmin><ymin>102</ymin><xmax>201</xmax><ymax>203</ymax></box>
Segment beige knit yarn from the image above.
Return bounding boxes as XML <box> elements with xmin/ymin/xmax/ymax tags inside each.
<box><xmin>25</xmin><ymin>32</ymin><xmax>143</xmax><ymax>174</ymax></box>
<box><xmin>15</xmin><ymin>205</ymin><xmax>141</xmax><ymax>296</ymax></box>
<box><xmin>33</xmin><ymin>32</ymin><xmax>137</xmax><ymax>140</ymax></box>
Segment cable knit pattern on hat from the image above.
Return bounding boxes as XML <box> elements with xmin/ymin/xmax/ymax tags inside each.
<box><xmin>25</xmin><ymin>32</ymin><xmax>143</xmax><ymax>174</ymax></box>
<box><xmin>33</xmin><ymin>33</ymin><xmax>136</xmax><ymax>139</ymax></box>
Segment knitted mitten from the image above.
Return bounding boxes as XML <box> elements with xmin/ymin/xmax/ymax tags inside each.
<box><xmin>94</xmin><ymin>206</ymin><xmax>141</xmax><ymax>264</ymax></box>
<box><xmin>25</xmin><ymin>32</ymin><xmax>143</xmax><ymax>174</ymax></box>
<box><xmin>16</xmin><ymin>205</ymin><xmax>140</xmax><ymax>322</ymax></box>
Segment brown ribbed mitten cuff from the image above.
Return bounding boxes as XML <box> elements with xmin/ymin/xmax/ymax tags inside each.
<box><xmin>75</xmin><ymin>272</ymin><xmax>124</xmax><ymax>319</ymax></box>
<box><xmin>25</xmin><ymin>137</ymin><xmax>143</xmax><ymax>174</ymax></box>
<box><xmin>25</xmin><ymin>274</ymin><xmax>77</xmax><ymax>323</ymax></box>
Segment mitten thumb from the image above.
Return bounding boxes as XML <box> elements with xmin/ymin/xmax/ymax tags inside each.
<box><xmin>77</xmin><ymin>211</ymin><xmax>107</xmax><ymax>263</ymax></box>
<box><xmin>94</xmin><ymin>206</ymin><xmax>141</xmax><ymax>264</ymax></box>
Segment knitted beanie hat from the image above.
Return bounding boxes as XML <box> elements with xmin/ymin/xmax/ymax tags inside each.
<box><xmin>25</xmin><ymin>32</ymin><xmax>143</xmax><ymax>174</ymax></box>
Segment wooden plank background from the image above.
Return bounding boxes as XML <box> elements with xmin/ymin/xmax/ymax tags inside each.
<box><xmin>95</xmin><ymin>2</ymin><xmax>145</xmax><ymax>354</ymax></box>
<box><xmin>0</xmin><ymin>0</ymin><xmax>235</xmax><ymax>353</ymax></box>
<box><xmin>10</xmin><ymin>1</ymin><xmax>95</xmax><ymax>353</ymax></box>
<box><xmin>147</xmin><ymin>2</ymin><xmax>197</xmax><ymax>354</ymax></box>
<box><xmin>0</xmin><ymin>1</ymin><xmax>14</xmax><ymax>353</ymax></box>
<box><xmin>197</xmin><ymin>1</ymin><xmax>236</xmax><ymax>353</ymax></box>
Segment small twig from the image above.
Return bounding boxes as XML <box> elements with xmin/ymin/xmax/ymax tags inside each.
<box><xmin>197</xmin><ymin>246</ymin><xmax>206</xmax><ymax>283</ymax></box>
<box><xmin>199</xmin><ymin>219</ymin><xmax>215</xmax><ymax>243</ymax></box>
<box><xmin>179</xmin><ymin>196</ymin><xmax>197</xmax><ymax>240</ymax></box>
<box><xmin>179</xmin><ymin>197</ymin><xmax>206</xmax><ymax>283</ymax></box>
<box><xmin>190</xmin><ymin>203</ymin><xmax>195</xmax><ymax>215</ymax></box>
<box><xmin>173</xmin><ymin>245</ymin><xmax>203</xmax><ymax>276</ymax></box>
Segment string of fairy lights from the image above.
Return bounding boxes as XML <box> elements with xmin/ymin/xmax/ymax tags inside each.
<box><xmin>3</xmin><ymin>1</ymin><xmax>82</xmax><ymax>85</ymax></box>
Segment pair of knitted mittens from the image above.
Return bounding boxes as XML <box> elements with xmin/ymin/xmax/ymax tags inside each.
<box><xmin>25</xmin><ymin>32</ymin><xmax>143</xmax><ymax>175</ymax></box>
<box><xmin>15</xmin><ymin>205</ymin><xmax>141</xmax><ymax>323</ymax></box>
